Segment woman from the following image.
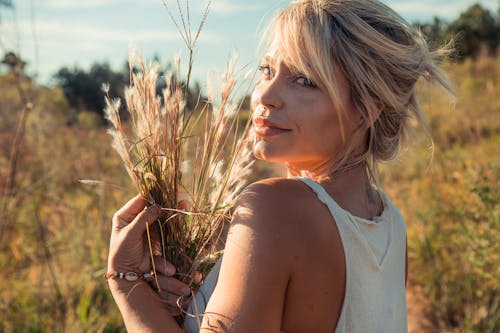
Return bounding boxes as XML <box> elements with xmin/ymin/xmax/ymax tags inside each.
<box><xmin>106</xmin><ymin>0</ymin><xmax>454</xmax><ymax>332</ymax></box>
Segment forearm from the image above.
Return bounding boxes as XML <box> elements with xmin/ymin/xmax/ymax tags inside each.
<box><xmin>109</xmin><ymin>280</ymin><xmax>184</xmax><ymax>333</ymax></box>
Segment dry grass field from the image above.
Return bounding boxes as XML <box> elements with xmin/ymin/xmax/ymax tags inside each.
<box><xmin>0</xmin><ymin>55</ymin><xmax>498</xmax><ymax>332</ymax></box>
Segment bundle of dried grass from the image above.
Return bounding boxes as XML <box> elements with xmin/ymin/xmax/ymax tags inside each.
<box><xmin>103</xmin><ymin>0</ymin><xmax>254</xmax><ymax>298</ymax></box>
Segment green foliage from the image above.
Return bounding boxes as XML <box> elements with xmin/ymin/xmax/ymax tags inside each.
<box><xmin>448</xmin><ymin>4</ymin><xmax>499</xmax><ymax>58</ymax></box>
<box><xmin>77</xmin><ymin>110</ymin><xmax>105</xmax><ymax>128</ymax></box>
<box><xmin>53</xmin><ymin>62</ymin><xmax>127</xmax><ymax>122</ymax></box>
<box><xmin>415</xmin><ymin>4</ymin><xmax>500</xmax><ymax>60</ymax></box>
<box><xmin>381</xmin><ymin>56</ymin><xmax>500</xmax><ymax>332</ymax></box>
<box><xmin>0</xmin><ymin>73</ymin><xmax>133</xmax><ymax>331</ymax></box>
<box><xmin>409</xmin><ymin>146</ymin><xmax>498</xmax><ymax>332</ymax></box>
<box><xmin>53</xmin><ymin>60</ymin><xmax>204</xmax><ymax>123</ymax></box>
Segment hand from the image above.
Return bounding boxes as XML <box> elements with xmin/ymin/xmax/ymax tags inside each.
<box><xmin>150</xmin><ymin>255</ymin><xmax>192</xmax><ymax>316</ymax></box>
<box><xmin>107</xmin><ymin>195</ymin><xmax>191</xmax><ymax>315</ymax></box>
<box><xmin>107</xmin><ymin>195</ymin><xmax>161</xmax><ymax>274</ymax></box>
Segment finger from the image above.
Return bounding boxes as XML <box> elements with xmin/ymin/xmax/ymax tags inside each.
<box><xmin>146</xmin><ymin>227</ymin><xmax>162</xmax><ymax>256</ymax></box>
<box><xmin>158</xmin><ymin>295</ymin><xmax>191</xmax><ymax>316</ymax></box>
<box><xmin>160</xmin><ymin>292</ymin><xmax>192</xmax><ymax>312</ymax></box>
<box><xmin>157</xmin><ymin>295</ymin><xmax>182</xmax><ymax>316</ymax></box>
<box><xmin>153</xmin><ymin>256</ymin><xmax>176</xmax><ymax>276</ymax></box>
<box><xmin>166</xmin><ymin>305</ymin><xmax>182</xmax><ymax>317</ymax></box>
<box><xmin>113</xmin><ymin>195</ymin><xmax>146</xmax><ymax>228</ymax></box>
<box><xmin>154</xmin><ymin>275</ymin><xmax>191</xmax><ymax>297</ymax></box>
<box><xmin>125</xmin><ymin>204</ymin><xmax>161</xmax><ymax>239</ymax></box>
<box><xmin>158</xmin><ymin>290</ymin><xmax>186</xmax><ymax>307</ymax></box>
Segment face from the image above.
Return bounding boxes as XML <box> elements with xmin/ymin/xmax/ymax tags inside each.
<box><xmin>251</xmin><ymin>51</ymin><xmax>363</xmax><ymax>175</ymax></box>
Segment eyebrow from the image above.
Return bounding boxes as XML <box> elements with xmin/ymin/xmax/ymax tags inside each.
<box><xmin>262</xmin><ymin>49</ymin><xmax>285</xmax><ymax>64</ymax></box>
<box><xmin>261</xmin><ymin>54</ymin><xmax>306</xmax><ymax>78</ymax></box>
<box><xmin>262</xmin><ymin>54</ymin><xmax>275</xmax><ymax>64</ymax></box>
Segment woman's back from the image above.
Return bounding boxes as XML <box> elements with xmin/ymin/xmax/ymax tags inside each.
<box><xmin>186</xmin><ymin>177</ymin><xmax>407</xmax><ymax>332</ymax></box>
<box><xmin>294</xmin><ymin>177</ymin><xmax>407</xmax><ymax>333</ymax></box>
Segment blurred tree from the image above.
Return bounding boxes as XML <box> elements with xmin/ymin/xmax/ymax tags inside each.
<box><xmin>447</xmin><ymin>4</ymin><xmax>499</xmax><ymax>58</ymax></box>
<box><xmin>497</xmin><ymin>4</ymin><xmax>500</xmax><ymax>48</ymax></box>
<box><xmin>1</xmin><ymin>51</ymin><xmax>26</xmax><ymax>75</ymax></box>
<box><xmin>54</xmin><ymin>59</ymin><xmax>204</xmax><ymax>125</ymax></box>
<box><xmin>416</xmin><ymin>17</ymin><xmax>448</xmax><ymax>49</ymax></box>
<box><xmin>53</xmin><ymin>62</ymin><xmax>126</xmax><ymax>124</ymax></box>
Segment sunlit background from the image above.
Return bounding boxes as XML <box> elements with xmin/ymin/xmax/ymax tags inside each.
<box><xmin>1</xmin><ymin>0</ymin><xmax>499</xmax><ymax>84</ymax></box>
<box><xmin>0</xmin><ymin>1</ymin><xmax>498</xmax><ymax>332</ymax></box>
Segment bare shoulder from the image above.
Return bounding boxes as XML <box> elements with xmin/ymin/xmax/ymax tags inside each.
<box><xmin>232</xmin><ymin>177</ymin><xmax>330</xmax><ymax>237</ymax></box>
<box><xmin>203</xmin><ymin>177</ymin><xmax>345</xmax><ymax>331</ymax></box>
<box><xmin>200</xmin><ymin>178</ymin><xmax>315</xmax><ymax>331</ymax></box>
<box><xmin>229</xmin><ymin>177</ymin><xmax>330</xmax><ymax>259</ymax></box>
<box><xmin>236</xmin><ymin>177</ymin><xmax>312</xmax><ymax>218</ymax></box>
<box><xmin>225</xmin><ymin>177</ymin><xmax>316</xmax><ymax>269</ymax></box>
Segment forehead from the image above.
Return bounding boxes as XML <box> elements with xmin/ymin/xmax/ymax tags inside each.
<box><xmin>262</xmin><ymin>35</ymin><xmax>282</xmax><ymax>61</ymax></box>
<box><xmin>261</xmin><ymin>43</ymin><xmax>303</xmax><ymax>75</ymax></box>
<box><xmin>263</xmin><ymin>15</ymin><xmax>309</xmax><ymax>62</ymax></box>
<box><xmin>262</xmin><ymin>51</ymin><xmax>281</xmax><ymax>65</ymax></box>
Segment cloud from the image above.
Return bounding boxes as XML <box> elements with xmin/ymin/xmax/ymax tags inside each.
<box><xmin>11</xmin><ymin>17</ymin><xmax>222</xmax><ymax>83</ymax></box>
<box><xmin>210</xmin><ymin>0</ymin><xmax>267</xmax><ymax>15</ymax></box>
<box><xmin>41</xmin><ymin>0</ymin><xmax>265</xmax><ymax>12</ymax></box>
<box><xmin>43</xmin><ymin>0</ymin><xmax>157</xmax><ymax>9</ymax></box>
<box><xmin>13</xmin><ymin>19</ymin><xmax>222</xmax><ymax>46</ymax></box>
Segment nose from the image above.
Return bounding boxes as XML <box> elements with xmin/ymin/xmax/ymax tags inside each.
<box><xmin>252</xmin><ymin>75</ymin><xmax>284</xmax><ymax>111</ymax></box>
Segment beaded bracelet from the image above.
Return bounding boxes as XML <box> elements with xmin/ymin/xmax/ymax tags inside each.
<box><xmin>105</xmin><ymin>270</ymin><xmax>155</xmax><ymax>282</ymax></box>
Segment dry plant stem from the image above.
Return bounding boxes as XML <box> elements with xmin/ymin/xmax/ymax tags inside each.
<box><xmin>105</xmin><ymin>6</ymin><xmax>254</xmax><ymax>322</ymax></box>
<box><xmin>146</xmin><ymin>222</ymin><xmax>162</xmax><ymax>291</ymax></box>
<box><xmin>106</xmin><ymin>54</ymin><xmax>253</xmax><ymax>287</ymax></box>
<box><xmin>34</xmin><ymin>202</ymin><xmax>67</xmax><ymax>332</ymax></box>
<box><xmin>0</xmin><ymin>74</ymin><xmax>34</xmax><ymax>243</ymax></box>
<box><xmin>162</xmin><ymin>0</ymin><xmax>212</xmax><ymax>98</ymax></box>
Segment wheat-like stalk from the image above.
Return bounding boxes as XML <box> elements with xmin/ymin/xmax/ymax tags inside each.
<box><xmin>103</xmin><ymin>1</ymin><xmax>254</xmax><ymax>302</ymax></box>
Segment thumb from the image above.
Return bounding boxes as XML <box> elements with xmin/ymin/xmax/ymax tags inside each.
<box><xmin>113</xmin><ymin>195</ymin><xmax>146</xmax><ymax>229</ymax></box>
<box><xmin>125</xmin><ymin>204</ymin><xmax>161</xmax><ymax>239</ymax></box>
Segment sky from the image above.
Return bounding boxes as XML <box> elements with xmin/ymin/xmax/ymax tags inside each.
<box><xmin>1</xmin><ymin>0</ymin><xmax>499</xmax><ymax>87</ymax></box>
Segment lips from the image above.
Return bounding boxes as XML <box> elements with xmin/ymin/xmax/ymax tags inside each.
<box><xmin>253</xmin><ymin>116</ymin><xmax>291</xmax><ymax>137</ymax></box>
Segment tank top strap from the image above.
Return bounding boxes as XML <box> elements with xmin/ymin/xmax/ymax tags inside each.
<box><xmin>293</xmin><ymin>176</ymin><xmax>349</xmax><ymax>223</ymax></box>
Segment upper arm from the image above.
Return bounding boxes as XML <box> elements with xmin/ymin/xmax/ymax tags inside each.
<box><xmin>200</xmin><ymin>181</ymin><xmax>293</xmax><ymax>333</ymax></box>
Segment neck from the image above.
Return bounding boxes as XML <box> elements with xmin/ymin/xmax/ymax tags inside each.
<box><xmin>287</xmin><ymin>164</ymin><xmax>383</xmax><ymax>219</ymax></box>
<box><xmin>286</xmin><ymin>161</ymin><xmax>369</xmax><ymax>185</ymax></box>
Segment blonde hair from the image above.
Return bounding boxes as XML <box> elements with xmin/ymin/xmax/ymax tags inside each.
<box><xmin>265</xmin><ymin>0</ymin><xmax>455</xmax><ymax>180</ymax></box>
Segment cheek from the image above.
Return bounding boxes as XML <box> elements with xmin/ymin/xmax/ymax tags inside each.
<box><xmin>294</xmin><ymin>106</ymin><xmax>341</xmax><ymax>149</ymax></box>
<box><xmin>302</xmin><ymin>108</ymin><xmax>366</xmax><ymax>159</ymax></box>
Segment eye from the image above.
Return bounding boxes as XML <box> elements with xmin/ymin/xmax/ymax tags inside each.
<box><xmin>295</xmin><ymin>75</ymin><xmax>317</xmax><ymax>88</ymax></box>
<box><xmin>258</xmin><ymin>65</ymin><xmax>274</xmax><ymax>79</ymax></box>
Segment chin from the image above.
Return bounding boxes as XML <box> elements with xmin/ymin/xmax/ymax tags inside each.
<box><xmin>252</xmin><ymin>143</ymin><xmax>289</xmax><ymax>163</ymax></box>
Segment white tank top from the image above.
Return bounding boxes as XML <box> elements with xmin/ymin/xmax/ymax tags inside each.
<box><xmin>185</xmin><ymin>177</ymin><xmax>408</xmax><ymax>333</ymax></box>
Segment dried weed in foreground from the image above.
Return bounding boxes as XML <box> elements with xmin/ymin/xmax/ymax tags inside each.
<box><xmin>104</xmin><ymin>49</ymin><xmax>254</xmax><ymax>294</ymax></box>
